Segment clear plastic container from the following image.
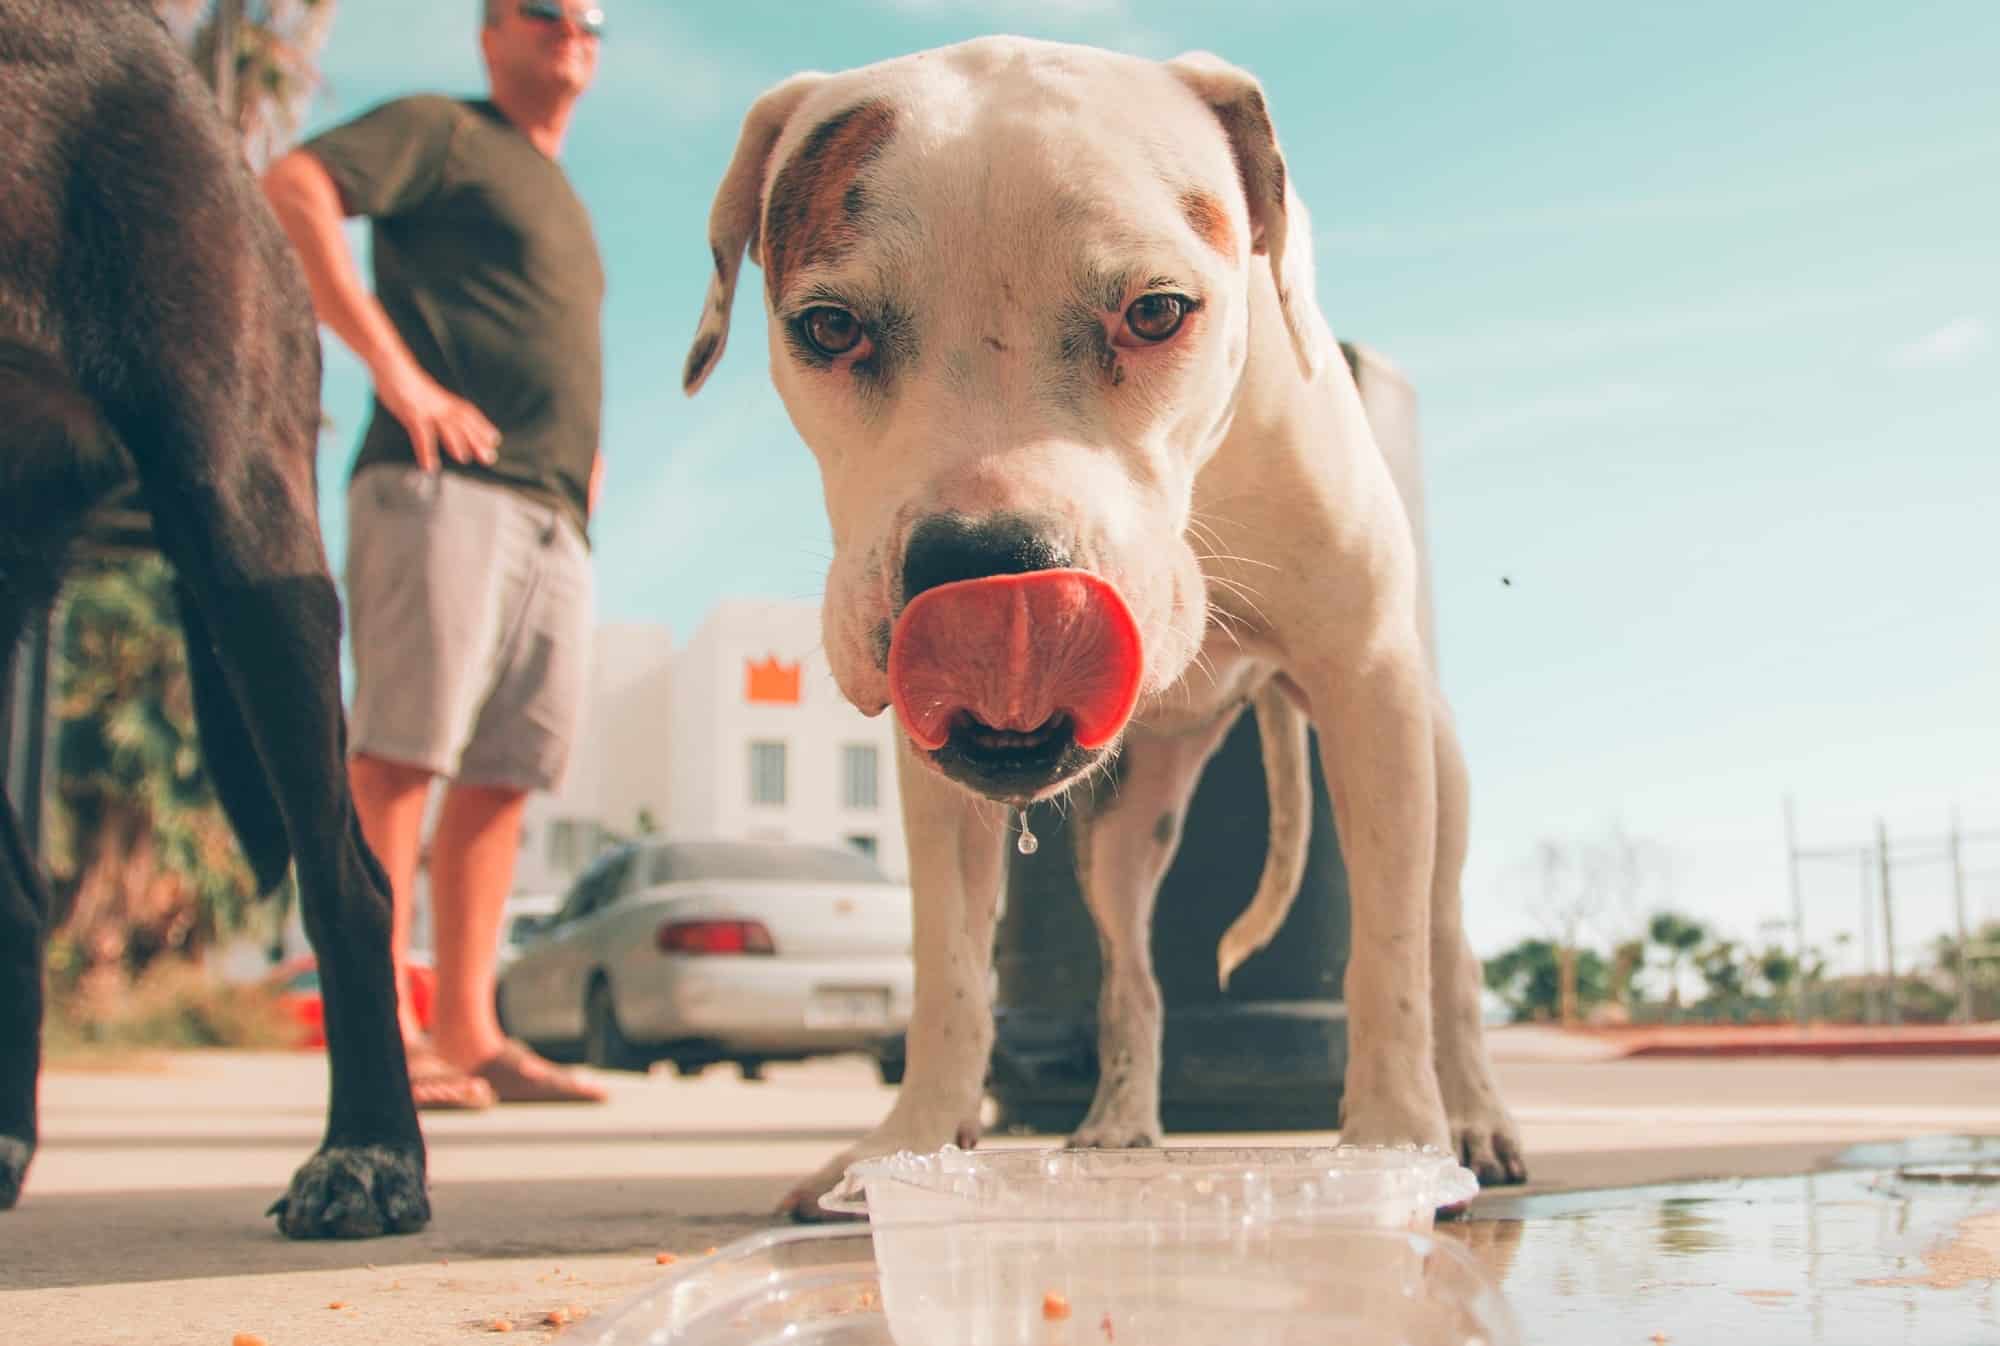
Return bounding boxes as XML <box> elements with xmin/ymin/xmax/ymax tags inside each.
<box><xmin>571</xmin><ymin>1220</ymin><xmax>1520</xmax><ymax>1346</ymax></box>
<box><xmin>825</xmin><ymin>1144</ymin><xmax>1481</xmax><ymax>1232</ymax></box>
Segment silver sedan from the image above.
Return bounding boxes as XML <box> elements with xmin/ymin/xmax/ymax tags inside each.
<box><xmin>495</xmin><ymin>839</ymin><xmax>914</xmax><ymax>1078</ymax></box>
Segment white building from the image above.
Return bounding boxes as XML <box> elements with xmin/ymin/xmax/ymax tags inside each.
<box><xmin>513</xmin><ymin>621</ymin><xmax>678</xmax><ymax>898</ymax></box>
<box><xmin>665</xmin><ymin>599</ymin><xmax>906</xmax><ymax>877</ymax></box>
<box><xmin>514</xmin><ymin>599</ymin><xmax>907</xmax><ymax>901</ymax></box>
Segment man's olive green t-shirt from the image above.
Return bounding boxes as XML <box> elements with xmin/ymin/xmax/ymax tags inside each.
<box><xmin>303</xmin><ymin>95</ymin><xmax>604</xmax><ymax>542</ymax></box>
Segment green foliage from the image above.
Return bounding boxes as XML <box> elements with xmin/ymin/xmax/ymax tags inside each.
<box><xmin>43</xmin><ymin>957</ymin><xmax>304</xmax><ymax>1061</ymax></box>
<box><xmin>43</xmin><ymin>555</ymin><xmax>260</xmax><ymax>975</ymax></box>
<box><xmin>1484</xmin><ymin>938</ymin><xmax>1611</xmax><ymax>1023</ymax></box>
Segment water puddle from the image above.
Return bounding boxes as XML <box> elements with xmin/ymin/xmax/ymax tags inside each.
<box><xmin>1446</xmin><ymin>1135</ymin><xmax>2000</xmax><ymax>1344</ymax></box>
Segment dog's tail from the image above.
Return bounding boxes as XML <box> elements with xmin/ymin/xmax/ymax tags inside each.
<box><xmin>1216</xmin><ymin>678</ymin><xmax>1313</xmax><ymax>990</ymax></box>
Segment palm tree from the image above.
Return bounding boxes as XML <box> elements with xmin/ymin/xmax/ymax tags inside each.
<box><xmin>1609</xmin><ymin>937</ymin><xmax>1648</xmax><ymax>1017</ymax></box>
<box><xmin>1648</xmin><ymin>911</ymin><xmax>1708</xmax><ymax>1019</ymax></box>
<box><xmin>151</xmin><ymin>1</ymin><xmax>340</xmax><ymax>171</ymax></box>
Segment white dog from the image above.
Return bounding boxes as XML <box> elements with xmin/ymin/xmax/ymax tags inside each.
<box><xmin>682</xmin><ymin>36</ymin><xmax>1525</xmax><ymax>1217</ymax></box>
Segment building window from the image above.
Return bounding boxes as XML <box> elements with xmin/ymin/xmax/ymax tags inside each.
<box><xmin>749</xmin><ymin>740</ymin><xmax>787</xmax><ymax>806</ymax></box>
<box><xmin>845</xmin><ymin>833</ymin><xmax>878</xmax><ymax>859</ymax></box>
<box><xmin>841</xmin><ymin>743</ymin><xmax>879</xmax><ymax>810</ymax></box>
<box><xmin>547</xmin><ymin>818</ymin><xmax>604</xmax><ymax>877</ymax></box>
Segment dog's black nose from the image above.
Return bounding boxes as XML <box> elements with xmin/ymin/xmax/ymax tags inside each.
<box><xmin>901</xmin><ymin>513</ymin><xmax>1072</xmax><ymax>604</ymax></box>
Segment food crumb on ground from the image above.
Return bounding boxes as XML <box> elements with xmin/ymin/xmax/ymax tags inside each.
<box><xmin>655</xmin><ymin>1252</ymin><xmax>677</xmax><ymax>1265</ymax></box>
<box><xmin>231</xmin><ymin>1335</ymin><xmax>268</xmax><ymax>1346</ymax></box>
<box><xmin>487</xmin><ymin>1319</ymin><xmax>514</xmax><ymax>1333</ymax></box>
<box><xmin>1043</xmin><ymin>1291</ymin><xmax>1071</xmax><ymax>1322</ymax></box>
<box><xmin>326</xmin><ymin>1301</ymin><xmax>346</xmax><ymax>1310</ymax></box>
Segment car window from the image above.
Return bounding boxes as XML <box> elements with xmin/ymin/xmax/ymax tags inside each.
<box><xmin>557</xmin><ymin>848</ymin><xmax>636</xmax><ymax>922</ymax></box>
<box><xmin>644</xmin><ymin>840</ymin><xmax>893</xmax><ymax>886</ymax></box>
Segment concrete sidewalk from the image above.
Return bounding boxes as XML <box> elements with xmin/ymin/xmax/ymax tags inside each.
<box><xmin>7</xmin><ymin>1046</ymin><xmax>2000</xmax><ymax>1345</ymax></box>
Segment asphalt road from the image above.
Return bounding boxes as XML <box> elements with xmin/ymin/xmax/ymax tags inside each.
<box><xmin>6</xmin><ymin>1033</ymin><xmax>1999</xmax><ymax>1345</ymax></box>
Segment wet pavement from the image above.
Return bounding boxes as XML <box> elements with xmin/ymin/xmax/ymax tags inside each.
<box><xmin>1447</xmin><ymin>1135</ymin><xmax>2000</xmax><ymax>1345</ymax></box>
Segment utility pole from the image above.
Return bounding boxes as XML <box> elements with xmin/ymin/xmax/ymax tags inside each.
<box><xmin>1784</xmin><ymin>795</ymin><xmax>1810</xmax><ymax>1028</ymax></box>
<box><xmin>1877</xmin><ymin>819</ymin><xmax>1900</xmax><ymax>1026</ymax></box>
<box><xmin>1952</xmin><ymin>809</ymin><xmax>1973</xmax><ymax>1023</ymax></box>
<box><xmin>1858</xmin><ymin>849</ymin><xmax>1880</xmax><ymax>1025</ymax></box>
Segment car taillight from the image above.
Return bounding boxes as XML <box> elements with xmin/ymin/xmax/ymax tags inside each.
<box><xmin>656</xmin><ymin>919</ymin><xmax>776</xmax><ymax>956</ymax></box>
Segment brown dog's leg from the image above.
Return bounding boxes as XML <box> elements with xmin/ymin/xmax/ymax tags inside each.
<box><xmin>0</xmin><ymin>343</ymin><xmax>132</xmax><ymax>1212</ymax></box>
<box><xmin>0</xmin><ymin>743</ymin><xmax>49</xmax><ymax>1212</ymax></box>
<box><xmin>62</xmin><ymin>25</ymin><xmax>427</xmax><ymax>1238</ymax></box>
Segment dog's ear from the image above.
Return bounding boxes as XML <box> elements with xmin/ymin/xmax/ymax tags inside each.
<box><xmin>1164</xmin><ymin>52</ymin><xmax>1327</xmax><ymax>381</ymax></box>
<box><xmin>683</xmin><ymin>72</ymin><xmax>830</xmax><ymax>396</ymax></box>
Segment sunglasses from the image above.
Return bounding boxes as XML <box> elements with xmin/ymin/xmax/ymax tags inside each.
<box><xmin>517</xmin><ymin>1</ymin><xmax>606</xmax><ymax>37</ymax></box>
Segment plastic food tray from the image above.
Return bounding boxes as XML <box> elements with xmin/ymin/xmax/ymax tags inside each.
<box><xmin>827</xmin><ymin>1144</ymin><xmax>1481</xmax><ymax>1232</ymax></box>
<box><xmin>572</xmin><ymin>1217</ymin><xmax>1520</xmax><ymax>1346</ymax></box>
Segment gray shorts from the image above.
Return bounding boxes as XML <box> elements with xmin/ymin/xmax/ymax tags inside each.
<box><xmin>343</xmin><ymin>465</ymin><xmax>592</xmax><ymax>792</ymax></box>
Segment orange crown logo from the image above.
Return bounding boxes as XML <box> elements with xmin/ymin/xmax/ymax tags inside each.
<box><xmin>745</xmin><ymin>655</ymin><xmax>802</xmax><ymax>705</ymax></box>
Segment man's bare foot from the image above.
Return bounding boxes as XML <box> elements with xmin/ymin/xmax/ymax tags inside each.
<box><xmin>470</xmin><ymin>1040</ymin><xmax>608</xmax><ymax>1105</ymax></box>
<box><xmin>405</xmin><ymin>1039</ymin><xmax>496</xmax><ymax>1111</ymax></box>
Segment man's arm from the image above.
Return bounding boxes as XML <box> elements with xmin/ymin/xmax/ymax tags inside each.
<box><xmin>261</xmin><ymin>149</ymin><xmax>499</xmax><ymax>471</ymax></box>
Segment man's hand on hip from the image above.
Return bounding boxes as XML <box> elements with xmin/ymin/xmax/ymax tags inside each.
<box><xmin>377</xmin><ymin>361</ymin><xmax>501</xmax><ymax>472</ymax></box>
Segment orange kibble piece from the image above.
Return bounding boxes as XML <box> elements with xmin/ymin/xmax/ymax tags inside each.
<box><xmin>1043</xmin><ymin>1291</ymin><xmax>1072</xmax><ymax>1321</ymax></box>
<box><xmin>327</xmin><ymin>1302</ymin><xmax>346</xmax><ymax>1311</ymax></box>
<box><xmin>488</xmin><ymin>1319</ymin><xmax>514</xmax><ymax>1333</ymax></box>
<box><xmin>545</xmin><ymin>1308</ymin><xmax>571</xmax><ymax>1326</ymax></box>
<box><xmin>655</xmin><ymin>1252</ymin><xmax>677</xmax><ymax>1265</ymax></box>
<box><xmin>232</xmin><ymin>1335</ymin><xmax>268</xmax><ymax>1346</ymax></box>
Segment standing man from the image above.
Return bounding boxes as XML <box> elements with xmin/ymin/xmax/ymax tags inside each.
<box><xmin>262</xmin><ymin>1</ymin><xmax>612</xmax><ymax>1108</ymax></box>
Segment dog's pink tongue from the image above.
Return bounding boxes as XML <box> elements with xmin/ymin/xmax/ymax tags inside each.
<box><xmin>888</xmin><ymin>570</ymin><xmax>1143</xmax><ymax>753</ymax></box>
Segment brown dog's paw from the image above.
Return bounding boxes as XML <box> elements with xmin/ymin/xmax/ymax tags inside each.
<box><xmin>268</xmin><ymin>1143</ymin><xmax>430</xmax><ymax>1239</ymax></box>
<box><xmin>0</xmin><ymin>1134</ymin><xmax>32</xmax><ymax>1210</ymax></box>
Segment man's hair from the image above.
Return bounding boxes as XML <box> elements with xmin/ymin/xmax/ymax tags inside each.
<box><xmin>481</xmin><ymin>0</ymin><xmax>505</xmax><ymax>27</ymax></box>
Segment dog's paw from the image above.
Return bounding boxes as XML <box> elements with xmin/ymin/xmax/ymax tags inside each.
<box><xmin>1339</xmin><ymin>1087</ymin><xmax>1452</xmax><ymax>1156</ymax></box>
<box><xmin>1451</xmin><ymin>1109</ymin><xmax>1528</xmax><ymax>1187</ymax></box>
<box><xmin>0</xmin><ymin>1134</ymin><xmax>33</xmax><ymax>1210</ymax></box>
<box><xmin>779</xmin><ymin>1119</ymin><xmax>980</xmax><ymax>1224</ymax></box>
<box><xmin>1067</xmin><ymin>1098</ymin><xmax>1162</xmax><ymax>1150</ymax></box>
<box><xmin>268</xmin><ymin>1143</ymin><xmax>429</xmax><ymax>1239</ymax></box>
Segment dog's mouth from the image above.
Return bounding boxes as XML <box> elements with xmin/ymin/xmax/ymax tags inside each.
<box><xmin>931</xmin><ymin>710</ymin><xmax>1098</xmax><ymax>801</ymax></box>
<box><xmin>887</xmin><ymin>568</ymin><xmax>1142</xmax><ymax>802</ymax></box>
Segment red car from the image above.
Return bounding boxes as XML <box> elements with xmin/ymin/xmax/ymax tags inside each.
<box><xmin>268</xmin><ymin>955</ymin><xmax>436</xmax><ymax>1048</ymax></box>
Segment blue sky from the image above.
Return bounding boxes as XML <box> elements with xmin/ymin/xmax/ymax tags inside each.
<box><xmin>298</xmin><ymin>1</ymin><xmax>1999</xmax><ymax>963</ymax></box>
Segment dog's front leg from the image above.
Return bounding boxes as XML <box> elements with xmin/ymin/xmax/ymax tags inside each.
<box><xmin>781</xmin><ymin>737</ymin><xmax>1007</xmax><ymax>1220</ymax></box>
<box><xmin>1430</xmin><ymin>695</ymin><xmax>1527</xmax><ymax>1183</ymax></box>
<box><xmin>1301</xmin><ymin>647</ymin><xmax>1451</xmax><ymax>1152</ymax></box>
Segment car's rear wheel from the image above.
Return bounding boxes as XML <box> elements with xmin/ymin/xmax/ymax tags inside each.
<box><xmin>584</xmin><ymin>976</ymin><xmax>647</xmax><ymax>1072</ymax></box>
<box><xmin>494</xmin><ymin>982</ymin><xmax>514</xmax><ymax>1038</ymax></box>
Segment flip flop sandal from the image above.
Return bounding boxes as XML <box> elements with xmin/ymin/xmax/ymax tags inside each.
<box><xmin>406</xmin><ymin>1040</ymin><xmax>497</xmax><ymax>1112</ymax></box>
<box><xmin>470</xmin><ymin>1040</ymin><xmax>610</xmax><ymax>1105</ymax></box>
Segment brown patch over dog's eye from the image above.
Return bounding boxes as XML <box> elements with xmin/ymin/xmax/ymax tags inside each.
<box><xmin>801</xmin><ymin>306</ymin><xmax>863</xmax><ymax>358</ymax></box>
<box><xmin>1179</xmin><ymin>189</ymin><xmax>1235</xmax><ymax>256</ymax></box>
<box><xmin>763</xmin><ymin>100</ymin><xmax>898</xmax><ymax>306</ymax></box>
<box><xmin>1125</xmin><ymin>294</ymin><xmax>1189</xmax><ymax>343</ymax></box>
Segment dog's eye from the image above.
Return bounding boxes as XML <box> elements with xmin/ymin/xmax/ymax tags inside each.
<box><xmin>1124</xmin><ymin>294</ymin><xmax>1190</xmax><ymax>343</ymax></box>
<box><xmin>800</xmin><ymin>306</ymin><xmax>864</xmax><ymax>358</ymax></box>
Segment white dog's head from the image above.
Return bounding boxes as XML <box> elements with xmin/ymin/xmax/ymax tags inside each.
<box><xmin>685</xmin><ymin>37</ymin><xmax>1324</xmax><ymax>803</ymax></box>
